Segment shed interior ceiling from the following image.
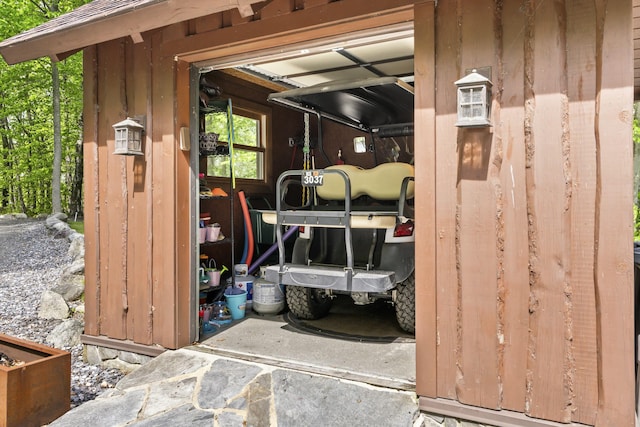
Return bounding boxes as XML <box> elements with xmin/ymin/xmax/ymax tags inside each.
<box><xmin>223</xmin><ymin>32</ymin><xmax>414</xmax><ymax>89</ymax></box>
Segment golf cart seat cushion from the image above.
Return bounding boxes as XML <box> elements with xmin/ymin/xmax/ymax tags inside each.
<box><xmin>317</xmin><ymin>162</ymin><xmax>415</xmax><ymax>201</ymax></box>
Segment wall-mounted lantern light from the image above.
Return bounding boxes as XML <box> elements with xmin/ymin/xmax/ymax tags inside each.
<box><xmin>454</xmin><ymin>69</ymin><xmax>492</xmax><ymax>128</ymax></box>
<box><xmin>113</xmin><ymin>117</ymin><xmax>145</xmax><ymax>155</ymax></box>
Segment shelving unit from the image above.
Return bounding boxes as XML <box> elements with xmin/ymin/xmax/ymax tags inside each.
<box><xmin>198</xmin><ymin>98</ymin><xmax>237</xmax><ymax>304</ymax></box>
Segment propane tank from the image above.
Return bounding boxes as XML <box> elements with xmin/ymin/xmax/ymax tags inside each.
<box><xmin>252</xmin><ymin>266</ymin><xmax>285</xmax><ymax>315</ymax></box>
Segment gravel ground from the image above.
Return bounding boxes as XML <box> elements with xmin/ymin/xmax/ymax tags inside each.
<box><xmin>0</xmin><ymin>217</ymin><xmax>124</xmax><ymax>408</ymax></box>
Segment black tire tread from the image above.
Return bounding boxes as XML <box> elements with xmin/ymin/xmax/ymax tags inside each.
<box><xmin>286</xmin><ymin>285</ymin><xmax>332</xmax><ymax>319</ymax></box>
<box><xmin>395</xmin><ymin>272</ymin><xmax>415</xmax><ymax>333</ymax></box>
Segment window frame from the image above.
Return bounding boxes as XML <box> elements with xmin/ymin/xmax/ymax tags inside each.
<box><xmin>205</xmin><ymin>97</ymin><xmax>271</xmax><ymax>192</ymax></box>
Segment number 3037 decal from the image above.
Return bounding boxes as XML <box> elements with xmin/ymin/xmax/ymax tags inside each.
<box><xmin>302</xmin><ymin>170</ymin><xmax>324</xmax><ymax>186</ymax></box>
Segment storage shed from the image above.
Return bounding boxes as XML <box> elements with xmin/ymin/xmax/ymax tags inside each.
<box><xmin>0</xmin><ymin>0</ymin><xmax>636</xmax><ymax>425</ymax></box>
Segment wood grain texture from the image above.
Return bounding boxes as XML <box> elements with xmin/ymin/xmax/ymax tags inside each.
<box><xmin>83</xmin><ymin>46</ymin><xmax>100</xmax><ymax>336</ymax></box>
<box><xmin>98</xmin><ymin>39</ymin><xmax>127</xmax><ymax>340</ymax></box>
<box><xmin>497</xmin><ymin>0</ymin><xmax>529</xmax><ymax>413</ymax></box>
<box><xmin>593</xmin><ymin>0</ymin><xmax>635</xmax><ymax>425</ymax></box>
<box><xmin>456</xmin><ymin>0</ymin><xmax>500</xmax><ymax>409</ymax></box>
<box><xmin>151</xmin><ymin>30</ymin><xmax>178</xmax><ymax>349</ymax></box>
<box><xmin>525</xmin><ymin>0</ymin><xmax>573</xmax><ymax>421</ymax></box>
<box><xmin>432</xmin><ymin>0</ymin><xmax>460</xmax><ymax>400</ymax></box>
<box><xmin>175</xmin><ymin>59</ymin><xmax>193</xmax><ymax>348</ymax></box>
<box><xmin>126</xmin><ymin>37</ymin><xmax>154</xmax><ymax>345</ymax></box>
<box><xmin>566</xmin><ymin>1</ymin><xmax>598</xmax><ymax>423</ymax></box>
<box><xmin>414</xmin><ymin>0</ymin><xmax>437</xmax><ymax>399</ymax></box>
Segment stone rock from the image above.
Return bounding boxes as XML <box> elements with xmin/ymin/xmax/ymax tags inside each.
<box><xmin>98</xmin><ymin>346</ymin><xmax>119</xmax><ymax>361</ymax></box>
<box><xmin>119</xmin><ymin>351</ymin><xmax>153</xmax><ymax>366</ymax></box>
<box><xmin>140</xmin><ymin>377</ymin><xmax>197</xmax><ymax>419</ymax></box>
<box><xmin>68</xmin><ymin>234</ymin><xmax>85</xmax><ymax>260</ymax></box>
<box><xmin>425</xmin><ymin>413</ymin><xmax>445</xmax><ymax>424</ymax></box>
<box><xmin>74</xmin><ymin>303</ymin><xmax>85</xmax><ymax>314</ymax></box>
<box><xmin>39</xmin><ymin>290</ymin><xmax>70</xmax><ymax>319</ymax></box>
<box><xmin>53</xmin><ymin>273</ymin><xmax>85</xmax><ymax>301</ymax></box>
<box><xmin>51</xmin><ymin>221</ymin><xmax>73</xmax><ymax>239</ymax></box>
<box><xmin>46</xmin><ymin>318</ymin><xmax>83</xmax><ymax>348</ymax></box>
<box><xmin>45</xmin><ymin>213</ymin><xmax>65</xmax><ymax>228</ymax></box>
<box><xmin>50</xmin><ymin>212</ymin><xmax>68</xmax><ymax>222</ymax></box>
<box><xmin>84</xmin><ymin>345</ymin><xmax>103</xmax><ymax>366</ymax></box>
<box><xmin>63</xmin><ymin>258</ymin><xmax>85</xmax><ymax>275</ymax></box>
<box><xmin>102</xmin><ymin>358</ymin><xmax>141</xmax><ymax>375</ymax></box>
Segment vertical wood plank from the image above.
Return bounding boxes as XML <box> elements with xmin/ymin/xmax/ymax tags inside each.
<box><xmin>98</xmin><ymin>40</ymin><xmax>127</xmax><ymax>340</ymax></box>
<box><xmin>175</xmin><ymin>59</ymin><xmax>193</xmax><ymax>348</ymax></box>
<box><xmin>432</xmin><ymin>0</ymin><xmax>461</xmax><ymax>400</ymax></box>
<box><xmin>456</xmin><ymin>0</ymin><xmax>500</xmax><ymax>409</ymax></box>
<box><xmin>525</xmin><ymin>0</ymin><xmax>572</xmax><ymax>421</ymax></box>
<box><xmin>498</xmin><ymin>1</ymin><xmax>529</xmax><ymax>413</ymax></box>
<box><xmin>594</xmin><ymin>0</ymin><xmax>635</xmax><ymax>425</ymax></box>
<box><xmin>126</xmin><ymin>37</ymin><xmax>154</xmax><ymax>345</ymax></box>
<box><xmin>83</xmin><ymin>45</ymin><xmax>100</xmax><ymax>336</ymax></box>
<box><xmin>145</xmin><ymin>40</ymin><xmax>155</xmax><ymax>347</ymax></box>
<box><xmin>151</xmin><ymin>31</ymin><xmax>178</xmax><ymax>349</ymax></box>
<box><xmin>414</xmin><ymin>0</ymin><xmax>437</xmax><ymax>398</ymax></box>
<box><xmin>566</xmin><ymin>1</ymin><xmax>598</xmax><ymax>423</ymax></box>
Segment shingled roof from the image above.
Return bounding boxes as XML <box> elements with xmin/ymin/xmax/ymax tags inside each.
<box><xmin>0</xmin><ymin>0</ymin><xmax>265</xmax><ymax>65</ymax></box>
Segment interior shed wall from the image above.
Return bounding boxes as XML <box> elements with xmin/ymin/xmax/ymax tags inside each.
<box><xmin>416</xmin><ymin>1</ymin><xmax>635</xmax><ymax>426</ymax></box>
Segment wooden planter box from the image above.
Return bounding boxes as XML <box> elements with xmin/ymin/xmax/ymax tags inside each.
<box><xmin>0</xmin><ymin>333</ymin><xmax>70</xmax><ymax>427</ymax></box>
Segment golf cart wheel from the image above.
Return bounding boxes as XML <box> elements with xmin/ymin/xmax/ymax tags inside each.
<box><xmin>286</xmin><ymin>285</ymin><xmax>332</xmax><ymax>320</ymax></box>
<box><xmin>395</xmin><ymin>272</ymin><xmax>415</xmax><ymax>333</ymax></box>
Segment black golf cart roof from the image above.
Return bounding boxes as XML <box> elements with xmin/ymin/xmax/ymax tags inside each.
<box><xmin>267</xmin><ymin>76</ymin><xmax>414</xmax><ymax>134</ymax></box>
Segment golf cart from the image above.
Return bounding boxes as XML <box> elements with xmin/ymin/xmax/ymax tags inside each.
<box><xmin>263</xmin><ymin>77</ymin><xmax>416</xmax><ymax>333</ymax></box>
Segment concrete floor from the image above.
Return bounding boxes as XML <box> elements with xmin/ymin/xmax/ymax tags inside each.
<box><xmin>200</xmin><ymin>295</ymin><xmax>416</xmax><ymax>391</ymax></box>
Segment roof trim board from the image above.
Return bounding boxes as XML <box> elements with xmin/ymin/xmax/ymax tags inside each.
<box><xmin>0</xmin><ymin>0</ymin><xmax>266</xmax><ymax>65</ymax></box>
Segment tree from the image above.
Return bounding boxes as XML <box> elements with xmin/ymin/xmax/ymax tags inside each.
<box><xmin>0</xmin><ymin>0</ymin><xmax>87</xmax><ymax>215</ymax></box>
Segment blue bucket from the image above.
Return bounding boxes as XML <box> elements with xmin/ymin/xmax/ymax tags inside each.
<box><xmin>224</xmin><ymin>288</ymin><xmax>247</xmax><ymax>320</ymax></box>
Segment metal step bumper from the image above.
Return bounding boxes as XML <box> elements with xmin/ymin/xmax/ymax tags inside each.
<box><xmin>265</xmin><ymin>264</ymin><xmax>396</xmax><ymax>293</ymax></box>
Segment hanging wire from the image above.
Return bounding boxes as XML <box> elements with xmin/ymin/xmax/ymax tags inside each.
<box><xmin>227</xmin><ymin>99</ymin><xmax>236</xmax><ymax>190</ymax></box>
<box><xmin>303</xmin><ymin>113</ymin><xmax>310</xmax><ymax>205</ymax></box>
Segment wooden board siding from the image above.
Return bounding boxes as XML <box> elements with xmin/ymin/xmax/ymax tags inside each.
<box><xmin>175</xmin><ymin>59</ymin><xmax>192</xmax><ymax>347</ymax></box>
<box><xmin>593</xmin><ymin>1</ymin><xmax>635</xmax><ymax>424</ymax></box>
<box><xmin>634</xmin><ymin>0</ymin><xmax>640</xmax><ymax>98</ymax></box>
<box><xmin>414</xmin><ymin>0</ymin><xmax>437</xmax><ymax>399</ymax></box>
<box><xmin>82</xmin><ymin>33</ymin><xmax>184</xmax><ymax>349</ymax></box>
<box><xmin>456</xmin><ymin>0</ymin><xmax>500</xmax><ymax>409</ymax></box>
<box><xmin>150</xmin><ymin>30</ymin><xmax>179</xmax><ymax>349</ymax></box>
<box><xmin>430</xmin><ymin>0</ymin><xmax>459</xmax><ymax>400</ymax></box>
<box><xmin>83</xmin><ymin>45</ymin><xmax>99</xmax><ymax>337</ymax></box>
<box><xmin>99</xmin><ymin>39</ymin><xmax>128</xmax><ymax>341</ymax></box>
<box><xmin>126</xmin><ymin>37</ymin><xmax>153</xmax><ymax>346</ymax></box>
<box><xmin>418</xmin><ymin>0</ymin><xmax>635</xmax><ymax>425</ymax></box>
<box><xmin>498</xmin><ymin>0</ymin><xmax>529</xmax><ymax>414</ymax></box>
<box><xmin>525</xmin><ymin>1</ymin><xmax>573</xmax><ymax>420</ymax></box>
<box><xmin>566</xmin><ymin>1</ymin><xmax>598</xmax><ymax>423</ymax></box>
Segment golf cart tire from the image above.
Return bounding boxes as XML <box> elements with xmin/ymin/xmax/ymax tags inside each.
<box><xmin>395</xmin><ymin>272</ymin><xmax>415</xmax><ymax>333</ymax></box>
<box><xmin>286</xmin><ymin>285</ymin><xmax>333</xmax><ymax>320</ymax></box>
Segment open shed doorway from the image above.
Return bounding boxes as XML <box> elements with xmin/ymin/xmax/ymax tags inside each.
<box><xmin>192</xmin><ymin>26</ymin><xmax>417</xmax><ymax>390</ymax></box>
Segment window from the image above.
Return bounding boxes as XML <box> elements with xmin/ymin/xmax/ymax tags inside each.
<box><xmin>205</xmin><ymin>102</ymin><xmax>267</xmax><ymax>181</ymax></box>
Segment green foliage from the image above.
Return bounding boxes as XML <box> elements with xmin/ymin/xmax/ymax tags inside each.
<box><xmin>0</xmin><ymin>0</ymin><xmax>87</xmax><ymax>215</ymax></box>
<box><xmin>205</xmin><ymin>111</ymin><xmax>262</xmax><ymax>179</ymax></box>
<box><xmin>68</xmin><ymin>220</ymin><xmax>84</xmax><ymax>234</ymax></box>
